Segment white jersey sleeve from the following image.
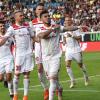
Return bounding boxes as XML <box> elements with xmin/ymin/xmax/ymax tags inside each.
<box><xmin>65</xmin><ymin>29</ymin><xmax>82</xmax><ymax>53</ymax></box>
<box><xmin>28</xmin><ymin>26</ymin><xmax>35</xmax><ymax>37</ymax></box>
<box><xmin>74</xmin><ymin>29</ymin><xmax>81</xmax><ymax>36</ymax></box>
<box><xmin>29</xmin><ymin>21</ymin><xmax>35</xmax><ymax>37</ymax></box>
<box><xmin>35</xmin><ymin>27</ymin><xmax>42</xmax><ymax>36</ymax></box>
<box><xmin>5</xmin><ymin>26</ymin><xmax>14</xmax><ymax>37</ymax></box>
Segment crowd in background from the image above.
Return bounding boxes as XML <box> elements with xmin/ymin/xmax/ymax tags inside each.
<box><xmin>0</xmin><ymin>0</ymin><xmax>100</xmax><ymax>32</ymax></box>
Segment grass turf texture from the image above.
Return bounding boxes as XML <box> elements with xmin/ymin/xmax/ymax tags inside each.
<box><xmin>0</xmin><ymin>52</ymin><xmax>100</xmax><ymax>100</ymax></box>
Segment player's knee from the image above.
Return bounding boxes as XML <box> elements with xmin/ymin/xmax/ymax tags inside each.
<box><xmin>38</xmin><ymin>65</ymin><xmax>43</xmax><ymax>73</ymax></box>
<box><xmin>66</xmin><ymin>63</ymin><xmax>71</xmax><ymax>68</ymax></box>
<box><xmin>66</xmin><ymin>61</ymin><xmax>71</xmax><ymax>67</ymax></box>
<box><xmin>6</xmin><ymin>73</ymin><xmax>12</xmax><ymax>82</ymax></box>
<box><xmin>49</xmin><ymin>79</ymin><xmax>57</xmax><ymax>89</ymax></box>
<box><xmin>15</xmin><ymin>72</ymin><xmax>20</xmax><ymax>77</ymax></box>
<box><xmin>14</xmin><ymin>74</ymin><xmax>19</xmax><ymax>80</ymax></box>
<box><xmin>66</xmin><ymin>65</ymin><xmax>71</xmax><ymax>68</ymax></box>
<box><xmin>6</xmin><ymin>77</ymin><xmax>12</xmax><ymax>82</ymax></box>
<box><xmin>24</xmin><ymin>75</ymin><xmax>29</xmax><ymax>79</ymax></box>
<box><xmin>49</xmin><ymin>74</ymin><xmax>58</xmax><ymax>80</ymax></box>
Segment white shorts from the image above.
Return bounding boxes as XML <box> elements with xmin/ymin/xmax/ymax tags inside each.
<box><xmin>65</xmin><ymin>52</ymin><xmax>82</xmax><ymax>63</ymax></box>
<box><xmin>0</xmin><ymin>57</ymin><xmax>14</xmax><ymax>74</ymax></box>
<box><xmin>15</xmin><ymin>54</ymin><xmax>34</xmax><ymax>73</ymax></box>
<box><xmin>43</xmin><ymin>58</ymin><xmax>60</xmax><ymax>78</ymax></box>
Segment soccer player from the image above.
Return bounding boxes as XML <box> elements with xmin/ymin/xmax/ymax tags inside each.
<box><xmin>36</xmin><ymin>9</ymin><xmax>80</xmax><ymax>100</ymax></box>
<box><xmin>63</xmin><ymin>16</ymin><xmax>89</xmax><ymax>88</ymax></box>
<box><xmin>31</xmin><ymin>3</ymin><xmax>49</xmax><ymax>100</ymax></box>
<box><xmin>36</xmin><ymin>10</ymin><xmax>63</xmax><ymax>100</ymax></box>
<box><xmin>0</xmin><ymin>11</ymin><xmax>35</xmax><ymax>100</ymax></box>
<box><xmin>0</xmin><ymin>21</ymin><xmax>14</xmax><ymax>99</ymax></box>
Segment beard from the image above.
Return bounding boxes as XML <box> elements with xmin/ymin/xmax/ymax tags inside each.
<box><xmin>1</xmin><ymin>29</ymin><xmax>5</xmax><ymax>35</ymax></box>
<box><xmin>45</xmin><ymin>19</ymin><xmax>51</xmax><ymax>26</ymax></box>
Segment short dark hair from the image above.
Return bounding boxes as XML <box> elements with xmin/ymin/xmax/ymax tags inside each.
<box><xmin>37</xmin><ymin>3</ymin><xmax>44</xmax><ymax>8</ymax></box>
<box><xmin>0</xmin><ymin>20</ymin><xmax>5</xmax><ymax>24</ymax></box>
<box><xmin>14</xmin><ymin>10</ymin><xmax>22</xmax><ymax>15</ymax></box>
<box><xmin>64</xmin><ymin>7</ymin><xmax>73</xmax><ymax>17</ymax></box>
<box><xmin>34</xmin><ymin>3</ymin><xmax>44</xmax><ymax>17</ymax></box>
<box><xmin>40</xmin><ymin>10</ymin><xmax>49</xmax><ymax>18</ymax></box>
<box><xmin>34</xmin><ymin>2</ymin><xmax>44</xmax><ymax>11</ymax></box>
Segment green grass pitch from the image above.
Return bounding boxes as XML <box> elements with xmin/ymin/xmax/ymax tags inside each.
<box><xmin>0</xmin><ymin>52</ymin><xmax>100</xmax><ymax>100</ymax></box>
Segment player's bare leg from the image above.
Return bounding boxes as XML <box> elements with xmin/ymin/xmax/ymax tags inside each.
<box><xmin>6</xmin><ymin>73</ymin><xmax>13</xmax><ymax>99</ymax></box>
<box><xmin>37</xmin><ymin>63</ymin><xmax>49</xmax><ymax>100</ymax></box>
<box><xmin>56</xmin><ymin>78</ymin><xmax>63</xmax><ymax>100</ymax></box>
<box><xmin>23</xmin><ymin>72</ymin><xmax>30</xmax><ymax>100</ymax></box>
<box><xmin>55</xmin><ymin>72</ymin><xmax>63</xmax><ymax>98</ymax></box>
<box><xmin>13</xmin><ymin>71</ymin><xmax>20</xmax><ymax>100</ymax></box>
<box><xmin>78</xmin><ymin>63</ymin><xmax>89</xmax><ymax>86</ymax></box>
<box><xmin>49</xmin><ymin>78</ymin><xmax>57</xmax><ymax>100</ymax></box>
<box><xmin>66</xmin><ymin>60</ymin><xmax>75</xmax><ymax>88</ymax></box>
<box><xmin>3</xmin><ymin>74</ymin><xmax>8</xmax><ymax>88</ymax></box>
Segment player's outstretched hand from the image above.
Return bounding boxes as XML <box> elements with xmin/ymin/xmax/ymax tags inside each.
<box><xmin>52</xmin><ymin>24</ymin><xmax>60</xmax><ymax>31</ymax></box>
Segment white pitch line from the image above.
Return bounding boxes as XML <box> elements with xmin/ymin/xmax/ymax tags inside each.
<box><xmin>61</xmin><ymin>74</ymin><xmax>100</xmax><ymax>83</ymax></box>
<box><xmin>18</xmin><ymin>88</ymin><xmax>100</xmax><ymax>93</ymax></box>
<box><xmin>63</xmin><ymin>89</ymin><xmax>100</xmax><ymax>93</ymax></box>
<box><xmin>18</xmin><ymin>74</ymin><xmax>100</xmax><ymax>90</ymax></box>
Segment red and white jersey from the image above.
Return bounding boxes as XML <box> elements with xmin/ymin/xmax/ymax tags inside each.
<box><xmin>36</xmin><ymin>24</ymin><xmax>62</xmax><ymax>61</ymax></box>
<box><xmin>31</xmin><ymin>18</ymin><xmax>43</xmax><ymax>33</ymax></box>
<box><xmin>5</xmin><ymin>23</ymin><xmax>34</xmax><ymax>56</ymax></box>
<box><xmin>63</xmin><ymin>29</ymin><xmax>82</xmax><ymax>53</ymax></box>
<box><xmin>30</xmin><ymin>18</ymin><xmax>43</xmax><ymax>61</ymax></box>
<box><xmin>0</xmin><ymin>35</ymin><xmax>13</xmax><ymax>61</ymax></box>
<box><xmin>32</xmin><ymin>18</ymin><xmax>42</xmax><ymax>26</ymax></box>
<box><xmin>31</xmin><ymin>18</ymin><xmax>55</xmax><ymax>35</ymax></box>
<box><xmin>30</xmin><ymin>18</ymin><xmax>57</xmax><ymax>61</ymax></box>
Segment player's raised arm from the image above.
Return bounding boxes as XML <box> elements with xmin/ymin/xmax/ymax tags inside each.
<box><xmin>60</xmin><ymin>25</ymin><xmax>78</xmax><ymax>32</ymax></box>
<box><xmin>0</xmin><ymin>21</ymin><xmax>12</xmax><ymax>46</ymax></box>
<box><xmin>37</xmin><ymin>28</ymin><xmax>54</xmax><ymax>39</ymax></box>
<box><xmin>36</xmin><ymin>10</ymin><xmax>60</xmax><ymax>39</ymax></box>
<box><xmin>67</xmin><ymin>31</ymin><xmax>81</xmax><ymax>40</ymax></box>
<box><xmin>0</xmin><ymin>26</ymin><xmax>14</xmax><ymax>46</ymax></box>
<box><xmin>37</xmin><ymin>24</ymin><xmax>61</xmax><ymax>39</ymax></box>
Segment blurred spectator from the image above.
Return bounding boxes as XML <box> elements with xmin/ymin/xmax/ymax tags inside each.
<box><xmin>0</xmin><ymin>0</ymin><xmax>99</xmax><ymax>32</ymax></box>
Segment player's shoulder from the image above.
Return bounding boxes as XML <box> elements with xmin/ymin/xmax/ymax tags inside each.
<box><xmin>7</xmin><ymin>25</ymin><xmax>15</xmax><ymax>31</ymax></box>
<box><xmin>11</xmin><ymin>24</ymin><xmax>19</xmax><ymax>29</ymax></box>
<box><xmin>32</xmin><ymin>18</ymin><xmax>42</xmax><ymax>25</ymax></box>
<box><xmin>12</xmin><ymin>22</ymin><xmax>30</xmax><ymax>30</ymax></box>
<box><xmin>73</xmin><ymin>29</ymin><xmax>81</xmax><ymax>36</ymax></box>
<box><xmin>32</xmin><ymin>18</ymin><xmax>38</xmax><ymax>24</ymax></box>
<box><xmin>74</xmin><ymin>29</ymin><xmax>81</xmax><ymax>33</ymax></box>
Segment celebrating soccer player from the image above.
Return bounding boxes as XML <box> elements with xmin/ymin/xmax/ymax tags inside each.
<box><xmin>0</xmin><ymin>10</ymin><xmax>35</xmax><ymax>100</ymax></box>
<box><xmin>31</xmin><ymin>3</ymin><xmax>49</xmax><ymax>100</ymax></box>
<box><xmin>0</xmin><ymin>21</ymin><xmax>14</xmax><ymax>99</ymax></box>
<box><xmin>63</xmin><ymin>16</ymin><xmax>89</xmax><ymax>88</ymax></box>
